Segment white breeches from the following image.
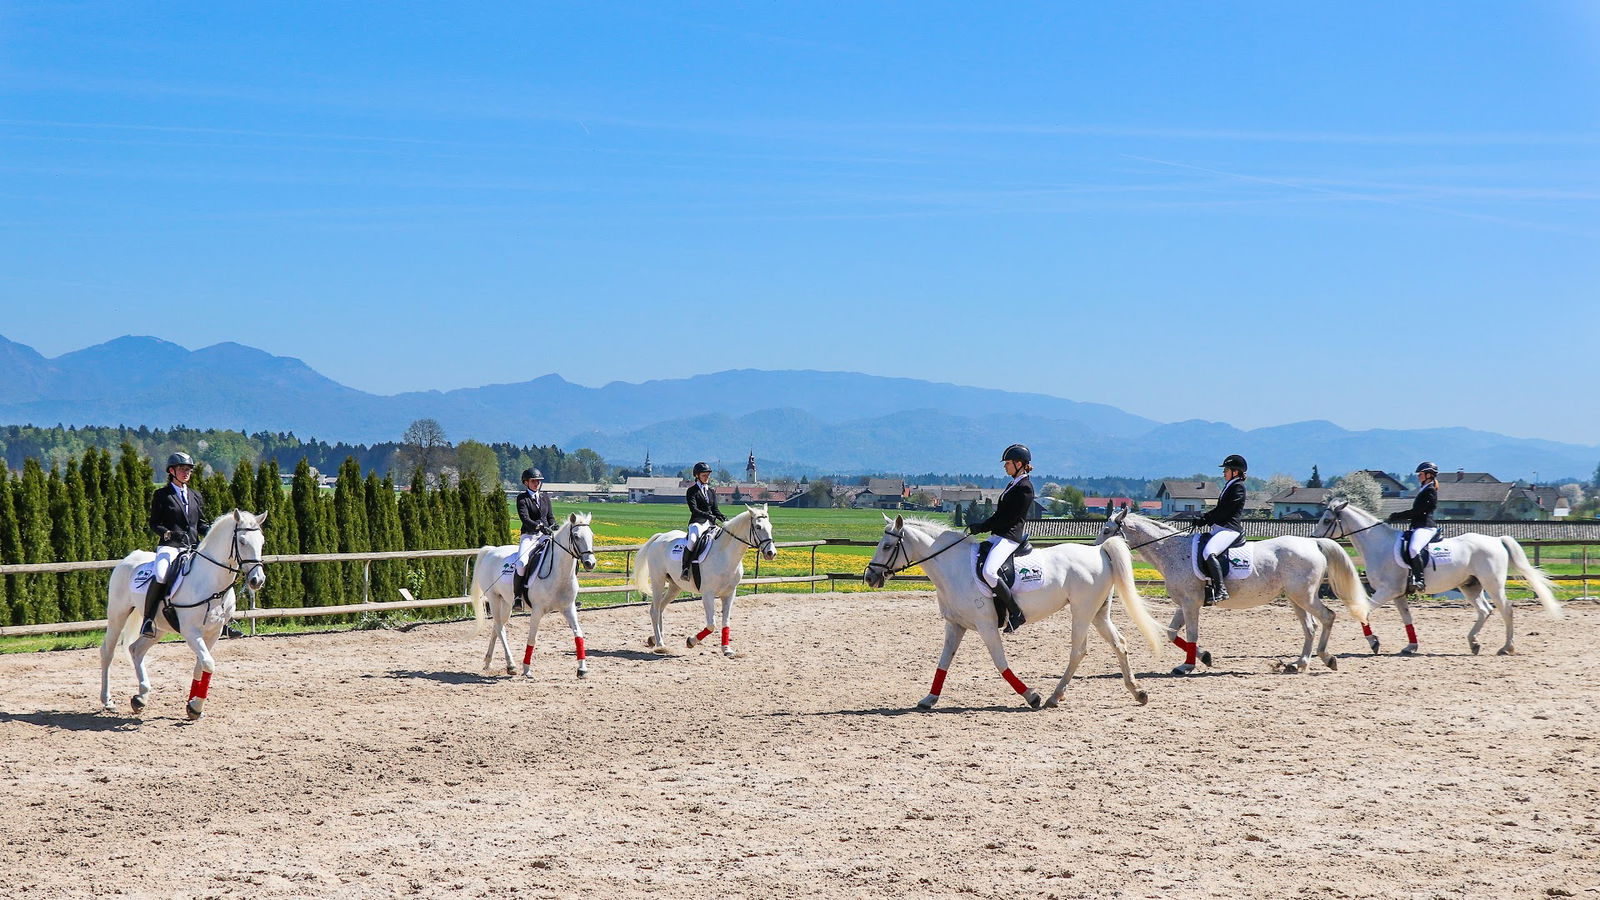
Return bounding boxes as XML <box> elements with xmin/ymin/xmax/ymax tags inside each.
<box><xmin>1202</xmin><ymin>529</ymin><xmax>1242</xmax><ymax>560</ymax></box>
<box><xmin>1407</xmin><ymin>527</ymin><xmax>1438</xmax><ymax>560</ymax></box>
<box><xmin>153</xmin><ymin>545</ymin><xmax>181</xmax><ymax>583</ymax></box>
<box><xmin>980</xmin><ymin>536</ymin><xmax>1020</xmax><ymax>588</ymax></box>
<box><xmin>686</xmin><ymin>523</ymin><xmax>706</xmax><ymax>546</ymax></box>
<box><xmin>515</xmin><ymin>534</ymin><xmax>546</xmax><ymax>575</ymax></box>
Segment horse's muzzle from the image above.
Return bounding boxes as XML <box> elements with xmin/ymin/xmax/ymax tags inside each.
<box><xmin>863</xmin><ymin>568</ymin><xmax>884</xmax><ymax>589</ymax></box>
<box><xmin>582</xmin><ymin>556</ymin><xmax>596</xmax><ymax>572</ymax></box>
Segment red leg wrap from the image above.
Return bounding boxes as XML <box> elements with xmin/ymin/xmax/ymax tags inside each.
<box><xmin>1405</xmin><ymin>624</ymin><xmax>1418</xmax><ymax>644</ymax></box>
<box><xmin>930</xmin><ymin>668</ymin><xmax>948</xmax><ymax>696</ymax></box>
<box><xmin>1001</xmin><ymin>668</ymin><xmax>1029</xmax><ymax>695</ymax></box>
<box><xmin>1362</xmin><ymin>623</ymin><xmax>1374</xmax><ymax>637</ymax></box>
<box><xmin>197</xmin><ymin>671</ymin><xmax>211</xmax><ymax>700</ymax></box>
<box><xmin>188</xmin><ymin>679</ymin><xmax>202</xmax><ymax>701</ymax></box>
<box><xmin>522</xmin><ymin>644</ymin><xmax>534</xmax><ymax>665</ymax></box>
<box><xmin>1184</xmin><ymin>641</ymin><xmax>1197</xmax><ymax>665</ymax></box>
<box><xmin>695</xmin><ymin>627</ymin><xmax>713</xmax><ymax>642</ymax></box>
<box><xmin>720</xmin><ymin>626</ymin><xmax>730</xmax><ymax>647</ymax></box>
<box><xmin>574</xmin><ymin>637</ymin><xmax>586</xmax><ymax>660</ymax></box>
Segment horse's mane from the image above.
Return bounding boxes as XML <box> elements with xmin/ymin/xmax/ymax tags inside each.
<box><xmin>200</xmin><ymin>509</ymin><xmax>259</xmax><ymax>549</ymax></box>
<box><xmin>900</xmin><ymin>516</ymin><xmax>961</xmax><ymax>537</ymax></box>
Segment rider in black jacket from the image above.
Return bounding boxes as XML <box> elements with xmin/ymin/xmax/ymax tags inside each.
<box><xmin>1386</xmin><ymin>461</ymin><xmax>1440</xmax><ymax>593</ymax></box>
<box><xmin>968</xmin><ymin>444</ymin><xmax>1036</xmax><ymax>633</ymax></box>
<box><xmin>512</xmin><ymin>468</ymin><xmax>555</xmax><ymax>607</ymax></box>
<box><xmin>140</xmin><ymin>452</ymin><xmax>210</xmax><ymax>637</ymax></box>
<box><xmin>683</xmin><ymin>462</ymin><xmax>726</xmax><ymax>579</ymax></box>
<box><xmin>1193</xmin><ymin>454</ymin><xmax>1248</xmax><ymax>607</ymax></box>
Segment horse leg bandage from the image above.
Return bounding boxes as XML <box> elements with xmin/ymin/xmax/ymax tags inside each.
<box><xmin>930</xmin><ymin>668</ymin><xmax>948</xmax><ymax>696</ymax></box>
<box><xmin>523</xmin><ymin>644</ymin><xmax>535</xmax><ymax>665</ymax></box>
<box><xmin>695</xmin><ymin>628</ymin><xmax>713</xmax><ymax>642</ymax></box>
<box><xmin>1362</xmin><ymin>623</ymin><xmax>1374</xmax><ymax>637</ymax></box>
<box><xmin>188</xmin><ymin>672</ymin><xmax>212</xmax><ymax>701</ymax></box>
<box><xmin>1001</xmin><ymin>668</ymin><xmax>1029</xmax><ymax>695</ymax></box>
<box><xmin>720</xmin><ymin>627</ymin><xmax>730</xmax><ymax>647</ymax></box>
<box><xmin>1405</xmin><ymin>624</ymin><xmax>1419</xmax><ymax>645</ymax></box>
<box><xmin>574</xmin><ymin>637</ymin><xmax>586</xmax><ymax>661</ymax></box>
<box><xmin>1171</xmin><ymin>637</ymin><xmax>1198</xmax><ymax>665</ymax></box>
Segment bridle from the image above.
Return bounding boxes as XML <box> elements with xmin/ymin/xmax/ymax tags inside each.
<box><xmin>172</xmin><ymin>519</ymin><xmax>265</xmax><ymax>609</ymax></box>
<box><xmin>1101</xmin><ymin>514</ymin><xmax>1194</xmax><ymax>551</ymax></box>
<box><xmin>548</xmin><ymin>523</ymin><xmax>596</xmax><ymax>566</ymax></box>
<box><xmin>1314</xmin><ymin>505</ymin><xmax>1385</xmax><ymax>542</ymax></box>
<box><xmin>716</xmin><ymin>514</ymin><xmax>776</xmax><ymax>556</ymax></box>
<box><xmin>865</xmin><ymin>525</ymin><xmax>966</xmax><ymax>580</ymax></box>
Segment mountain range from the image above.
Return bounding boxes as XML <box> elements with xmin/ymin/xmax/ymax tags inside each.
<box><xmin>0</xmin><ymin>334</ymin><xmax>1594</xmax><ymax>481</ymax></box>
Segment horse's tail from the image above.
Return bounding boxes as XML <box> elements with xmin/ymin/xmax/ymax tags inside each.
<box><xmin>1101</xmin><ymin>536</ymin><xmax>1162</xmax><ymax>655</ymax></box>
<box><xmin>632</xmin><ymin>536</ymin><xmax>657</xmax><ymax>597</ymax></box>
<box><xmin>1316</xmin><ymin>538</ymin><xmax>1371</xmax><ymax>625</ymax></box>
<box><xmin>469</xmin><ymin>546</ymin><xmax>492</xmax><ymax>633</ymax></box>
<box><xmin>1501</xmin><ymin>536</ymin><xmax>1562</xmax><ymax>617</ymax></box>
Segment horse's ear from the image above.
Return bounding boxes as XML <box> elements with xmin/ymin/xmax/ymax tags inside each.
<box><xmin>882</xmin><ymin>513</ymin><xmax>893</xmax><ymax>524</ymax></box>
<box><xmin>568</xmin><ymin>512</ymin><xmax>577</xmax><ymax>524</ymax></box>
<box><xmin>256</xmin><ymin>509</ymin><xmax>268</xmax><ymax>526</ymax></box>
<box><xmin>232</xmin><ymin>509</ymin><xmax>241</xmax><ymax>522</ymax></box>
<box><xmin>894</xmin><ymin>514</ymin><xmax>904</xmax><ymax>529</ymax></box>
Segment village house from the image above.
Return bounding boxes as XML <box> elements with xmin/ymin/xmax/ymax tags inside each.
<box><xmin>1270</xmin><ymin>486</ymin><xmax>1333</xmax><ymax>519</ymax></box>
<box><xmin>853</xmin><ymin>477</ymin><xmax>909</xmax><ymax>509</ymax></box>
<box><xmin>1153</xmin><ymin>480</ymin><xmax>1217</xmax><ymax>517</ymax></box>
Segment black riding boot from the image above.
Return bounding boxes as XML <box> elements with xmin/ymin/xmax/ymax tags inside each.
<box><xmin>139</xmin><ymin>574</ymin><xmax>171</xmax><ymax>638</ymax></box>
<box><xmin>512</xmin><ymin>566</ymin><xmax>531</xmax><ymax>610</ymax></box>
<box><xmin>993</xmin><ymin>580</ymin><xmax>1025</xmax><ymax>634</ymax></box>
<box><xmin>681</xmin><ymin>536</ymin><xmax>698</xmax><ymax>581</ymax></box>
<box><xmin>1407</xmin><ymin>553</ymin><xmax>1427</xmax><ymax>594</ymax></box>
<box><xmin>1202</xmin><ymin>555</ymin><xmax>1228</xmax><ymax>606</ymax></box>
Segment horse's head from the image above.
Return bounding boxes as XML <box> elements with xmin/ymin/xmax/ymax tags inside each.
<box><xmin>227</xmin><ymin>509</ymin><xmax>268</xmax><ymax>591</ymax></box>
<box><xmin>863</xmin><ymin>513</ymin><xmax>919</xmax><ymax>588</ymax></box>
<box><xmin>1094</xmin><ymin>506</ymin><xmax>1130</xmax><ymax>546</ymax></box>
<box><xmin>1312</xmin><ymin>499</ymin><xmax>1347</xmax><ymax>539</ymax></box>
<box><xmin>566</xmin><ymin>512</ymin><xmax>597</xmax><ymax>571</ymax></box>
<box><xmin>744</xmin><ymin>504</ymin><xmax>777</xmax><ymax>561</ymax></box>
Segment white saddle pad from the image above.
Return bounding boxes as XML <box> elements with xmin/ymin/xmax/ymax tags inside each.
<box><xmin>968</xmin><ymin>545</ymin><xmax>1049</xmax><ymax>594</ymax></box>
<box><xmin>669</xmin><ymin>529</ymin><xmax>718</xmax><ymax>563</ymax></box>
<box><xmin>130</xmin><ymin>561</ymin><xmax>183</xmax><ymax>599</ymax></box>
<box><xmin>1190</xmin><ymin>535</ymin><xmax>1254</xmax><ymax>581</ymax></box>
<box><xmin>1393</xmin><ymin>534</ymin><xmax>1451</xmax><ymax>569</ymax></box>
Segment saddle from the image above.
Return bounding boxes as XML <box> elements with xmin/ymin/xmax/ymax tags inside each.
<box><xmin>679</xmin><ymin>526</ymin><xmax>720</xmax><ymax>590</ymax></box>
<box><xmin>1396</xmin><ymin>529</ymin><xmax>1448</xmax><ymax>569</ymax></box>
<box><xmin>133</xmin><ymin>549</ymin><xmax>194</xmax><ymax>630</ymax></box>
<box><xmin>527</xmin><ymin>539</ymin><xmax>555</xmax><ymax>580</ymax></box>
<box><xmin>1190</xmin><ymin>533</ymin><xmax>1252</xmax><ymax>581</ymax></box>
<box><xmin>975</xmin><ymin>536</ymin><xmax>1033</xmax><ymax>589</ymax></box>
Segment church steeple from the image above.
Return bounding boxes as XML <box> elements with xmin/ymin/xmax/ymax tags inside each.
<box><xmin>745</xmin><ymin>449</ymin><xmax>757</xmax><ymax>484</ymax></box>
<box><xmin>643</xmin><ymin>449</ymin><xmax>652</xmax><ymax>477</ymax></box>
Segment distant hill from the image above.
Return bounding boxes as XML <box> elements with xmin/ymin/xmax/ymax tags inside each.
<box><xmin>0</xmin><ymin>334</ymin><xmax>1594</xmax><ymax>480</ymax></box>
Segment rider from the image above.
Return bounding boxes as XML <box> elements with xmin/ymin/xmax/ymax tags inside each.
<box><xmin>512</xmin><ymin>468</ymin><xmax>555</xmax><ymax>609</ymax></box>
<box><xmin>140</xmin><ymin>452</ymin><xmax>210</xmax><ymax>638</ymax></box>
<box><xmin>966</xmin><ymin>443</ymin><xmax>1035</xmax><ymax>633</ymax></box>
<box><xmin>1193</xmin><ymin>454</ymin><xmax>1248</xmax><ymax>607</ymax></box>
<box><xmin>683</xmin><ymin>462</ymin><xmax>726</xmax><ymax>580</ymax></box>
<box><xmin>1386</xmin><ymin>461</ymin><xmax>1439</xmax><ymax>593</ymax></box>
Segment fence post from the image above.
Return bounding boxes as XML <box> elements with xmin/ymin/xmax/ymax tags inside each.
<box><xmin>362</xmin><ymin>560</ymin><xmax>372</xmax><ymax>605</ymax></box>
<box><xmin>1533</xmin><ymin>544</ymin><xmax>1541</xmax><ymax>568</ymax></box>
<box><xmin>1584</xmin><ymin>545</ymin><xmax>1589</xmax><ymax>600</ymax></box>
<box><xmin>810</xmin><ymin>544</ymin><xmax>817</xmax><ymax>593</ymax></box>
<box><xmin>462</xmin><ymin>555</ymin><xmax>472</xmax><ymax>611</ymax></box>
<box><xmin>248</xmin><ymin>588</ymin><xmax>257</xmax><ymax>637</ymax></box>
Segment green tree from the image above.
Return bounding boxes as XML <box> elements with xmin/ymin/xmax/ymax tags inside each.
<box><xmin>364</xmin><ymin>472</ymin><xmax>404</xmax><ymax>603</ymax></box>
<box><xmin>16</xmin><ymin>459</ymin><xmax>51</xmax><ymax>624</ymax></box>
<box><xmin>334</xmin><ymin>457</ymin><xmax>371</xmax><ymax>602</ymax></box>
<box><xmin>455</xmin><ymin>440</ymin><xmax>502</xmax><ymax>490</ymax></box>
<box><xmin>0</xmin><ymin>464</ymin><xmax>17</xmax><ymax>624</ymax></box>
<box><xmin>950</xmin><ymin>500</ymin><xmax>964</xmax><ymax>527</ymax></box>
<box><xmin>1307</xmin><ymin>465</ymin><xmax>1323</xmax><ymax>488</ymax></box>
<box><xmin>231</xmin><ymin>459</ymin><xmax>258</xmax><ymax>514</ymax></box>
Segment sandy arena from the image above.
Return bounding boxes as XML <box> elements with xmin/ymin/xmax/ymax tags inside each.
<box><xmin>1</xmin><ymin>591</ymin><xmax>1596</xmax><ymax>899</ymax></box>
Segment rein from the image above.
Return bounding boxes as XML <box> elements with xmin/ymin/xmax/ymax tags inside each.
<box><xmin>168</xmin><ymin>521</ymin><xmax>263</xmax><ymax>609</ymax></box>
<box><xmin>1319</xmin><ymin>512</ymin><xmax>1387</xmax><ymax>542</ymax></box>
<box><xmin>716</xmin><ymin>516</ymin><xmax>776</xmax><ymax>556</ymax></box>
<box><xmin>540</xmin><ymin>525</ymin><xmax>594</xmax><ymax>578</ymax></box>
<box><xmin>866</xmin><ymin>527</ymin><xmax>967</xmax><ymax>579</ymax></box>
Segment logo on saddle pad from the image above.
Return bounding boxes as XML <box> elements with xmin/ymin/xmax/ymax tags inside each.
<box><xmin>969</xmin><ymin>545</ymin><xmax>1048</xmax><ymax>593</ymax></box>
<box><xmin>130</xmin><ymin>560</ymin><xmax>184</xmax><ymax>599</ymax></box>
<box><xmin>1189</xmin><ymin>535</ymin><xmax>1254</xmax><ymax>582</ymax></box>
<box><xmin>1393</xmin><ymin>533</ymin><xmax>1451</xmax><ymax>569</ymax></box>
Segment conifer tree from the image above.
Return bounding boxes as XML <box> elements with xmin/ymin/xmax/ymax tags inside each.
<box><xmin>64</xmin><ymin>459</ymin><xmax>93</xmax><ymax>619</ymax></box>
<box><xmin>0</xmin><ymin>464</ymin><xmax>16</xmax><ymax>624</ymax></box>
<box><xmin>364</xmin><ymin>472</ymin><xmax>402</xmax><ymax>604</ymax></box>
<box><xmin>231</xmin><ymin>459</ymin><xmax>257</xmax><ymax>514</ymax></box>
<box><xmin>17</xmin><ymin>458</ymin><xmax>52</xmax><ymax>624</ymax></box>
<box><xmin>334</xmin><ymin>457</ymin><xmax>371</xmax><ymax>601</ymax></box>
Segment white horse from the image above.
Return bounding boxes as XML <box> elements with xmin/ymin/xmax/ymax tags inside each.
<box><xmin>1313</xmin><ymin>499</ymin><xmax>1561</xmax><ymax>656</ymax></box>
<box><xmin>862</xmin><ymin>515</ymin><xmax>1163</xmax><ymax>710</ymax></box>
<box><xmin>632</xmin><ymin>505</ymin><xmax>777</xmax><ymax>657</ymax></box>
<box><xmin>469</xmin><ymin>513</ymin><xmax>598</xmax><ymax>678</ymax></box>
<box><xmin>1095</xmin><ymin>509</ymin><xmax>1371</xmax><ymax>675</ymax></box>
<box><xmin>98</xmin><ymin>510</ymin><xmax>267</xmax><ymax>719</ymax></box>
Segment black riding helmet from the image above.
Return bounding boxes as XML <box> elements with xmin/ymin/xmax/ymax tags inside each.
<box><xmin>693</xmin><ymin>461</ymin><xmax>713</xmax><ymax>476</ymax></box>
<box><xmin>166</xmin><ymin>451</ymin><xmax>196</xmax><ymax>472</ymax></box>
<box><xmin>1001</xmin><ymin>443</ymin><xmax>1032</xmax><ymax>464</ymax></box>
<box><xmin>1220</xmin><ymin>454</ymin><xmax>1248</xmax><ymax>473</ymax></box>
<box><xmin>1415</xmin><ymin>461</ymin><xmax>1439</xmax><ymax>475</ymax></box>
<box><xmin>521</xmin><ymin>467</ymin><xmax>544</xmax><ymax>482</ymax></box>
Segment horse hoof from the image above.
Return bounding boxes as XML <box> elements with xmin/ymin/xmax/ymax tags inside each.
<box><xmin>916</xmin><ymin>695</ymin><xmax>938</xmax><ymax>710</ymax></box>
<box><xmin>576</xmin><ymin>668</ymin><xmax>587</xmax><ymax>679</ymax></box>
<box><xmin>1368</xmin><ymin>637</ymin><xmax>1381</xmax><ymax>654</ymax></box>
<box><xmin>1324</xmin><ymin>657</ymin><xmax>1338</xmax><ymax>671</ymax></box>
<box><xmin>185</xmin><ymin>701</ymin><xmax>203</xmax><ymax>721</ymax></box>
<box><xmin>130</xmin><ymin>695</ymin><xmax>146</xmax><ymax>714</ymax></box>
<box><xmin>1134</xmin><ymin>689</ymin><xmax>1149</xmax><ymax>706</ymax></box>
<box><xmin>1044</xmin><ymin>694</ymin><xmax>1061</xmax><ymax>709</ymax></box>
<box><xmin>721</xmin><ymin>647</ymin><xmax>736</xmax><ymax>658</ymax></box>
<box><xmin>1023</xmin><ymin>690</ymin><xmax>1043</xmax><ymax>710</ymax></box>
<box><xmin>685</xmin><ymin>637</ymin><xmax>698</xmax><ymax>649</ymax></box>
<box><xmin>651</xmin><ymin>645</ymin><xmax>671</xmax><ymax>656</ymax></box>
<box><xmin>1199</xmin><ymin>650</ymin><xmax>1214</xmax><ymax>668</ymax></box>
<box><xmin>644</xmin><ymin>635</ymin><xmax>656</xmax><ymax>648</ymax></box>
<box><xmin>1470</xmin><ymin>642</ymin><xmax>1481</xmax><ymax>656</ymax></box>
<box><xmin>1399</xmin><ymin>645</ymin><xmax>1417</xmax><ymax>657</ymax></box>
<box><xmin>1171</xmin><ymin>663</ymin><xmax>1195</xmax><ymax>676</ymax></box>
<box><xmin>1497</xmin><ymin>646</ymin><xmax>1515</xmax><ymax>656</ymax></box>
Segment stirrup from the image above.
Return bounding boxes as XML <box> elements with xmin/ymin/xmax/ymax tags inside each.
<box><xmin>139</xmin><ymin>618</ymin><xmax>156</xmax><ymax>637</ymax></box>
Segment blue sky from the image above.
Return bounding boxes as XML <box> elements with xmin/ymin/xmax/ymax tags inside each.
<box><xmin>1</xmin><ymin>2</ymin><xmax>1597</xmax><ymax>442</ymax></box>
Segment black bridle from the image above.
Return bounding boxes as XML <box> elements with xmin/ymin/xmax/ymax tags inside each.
<box><xmin>170</xmin><ymin>519</ymin><xmax>265</xmax><ymax>609</ymax></box>
<box><xmin>864</xmin><ymin>525</ymin><xmax>967</xmax><ymax>581</ymax></box>
<box><xmin>1101</xmin><ymin>514</ymin><xmax>1196</xmax><ymax>551</ymax></box>
<box><xmin>1314</xmin><ymin>506</ymin><xmax>1386</xmax><ymax>542</ymax></box>
<box><xmin>714</xmin><ymin>515</ymin><xmax>776</xmax><ymax>556</ymax></box>
<box><xmin>532</xmin><ymin>523</ymin><xmax>596</xmax><ymax>580</ymax></box>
